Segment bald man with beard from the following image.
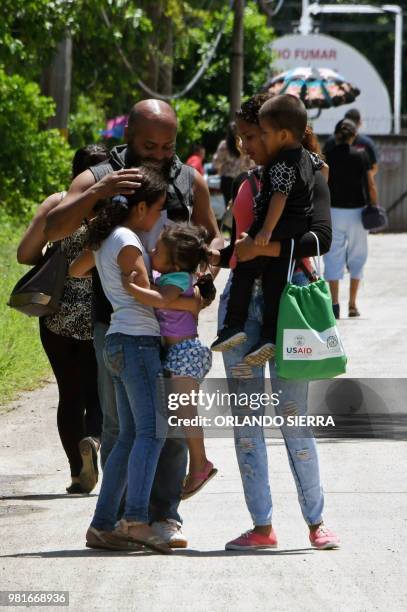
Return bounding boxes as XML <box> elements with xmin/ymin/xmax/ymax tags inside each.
<box><xmin>46</xmin><ymin>99</ymin><xmax>223</xmax><ymax>548</ymax></box>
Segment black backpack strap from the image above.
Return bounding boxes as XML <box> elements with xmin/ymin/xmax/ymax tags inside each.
<box><xmin>171</xmin><ymin>164</ymin><xmax>195</xmax><ymax>216</ymax></box>
<box><xmin>185</xmin><ymin>164</ymin><xmax>195</xmax><ymax>194</ymax></box>
<box><xmin>89</xmin><ymin>161</ymin><xmax>114</xmax><ymax>183</ymax></box>
<box><xmin>183</xmin><ymin>164</ymin><xmax>195</xmax><ymax>210</ymax></box>
<box><xmin>247</xmin><ymin>172</ymin><xmax>259</xmax><ymax>198</ymax></box>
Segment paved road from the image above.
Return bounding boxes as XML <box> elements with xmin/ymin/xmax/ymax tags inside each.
<box><xmin>1</xmin><ymin>234</ymin><xmax>406</xmax><ymax>612</ymax></box>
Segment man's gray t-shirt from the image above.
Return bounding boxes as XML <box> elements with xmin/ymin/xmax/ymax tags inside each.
<box><xmin>94</xmin><ymin>227</ymin><xmax>160</xmax><ymax>337</ymax></box>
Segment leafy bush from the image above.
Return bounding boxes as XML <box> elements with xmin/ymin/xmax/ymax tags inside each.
<box><xmin>0</xmin><ymin>67</ymin><xmax>72</xmax><ymax>222</ymax></box>
<box><xmin>68</xmin><ymin>93</ymin><xmax>106</xmax><ymax>150</ymax></box>
<box><xmin>172</xmin><ymin>98</ymin><xmax>210</xmax><ymax>159</ymax></box>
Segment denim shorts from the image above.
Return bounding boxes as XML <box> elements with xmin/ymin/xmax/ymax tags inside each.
<box><xmin>163</xmin><ymin>338</ymin><xmax>212</xmax><ymax>383</ymax></box>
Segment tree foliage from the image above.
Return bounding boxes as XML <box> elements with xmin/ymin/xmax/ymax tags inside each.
<box><xmin>0</xmin><ymin>1</ymin><xmax>275</xmax><ymax>219</ymax></box>
<box><xmin>0</xmin><ymin>0</ymin><xmax>79</xmax><ymax>78</ymax></box>
<box><xmin>0</xmin><ymin>68</ymin><xmax>72</xmax><ymax>221</ymax></box>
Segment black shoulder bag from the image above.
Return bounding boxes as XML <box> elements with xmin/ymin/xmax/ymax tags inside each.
<box><xmin>8</xmin><ymin>242</ymin><xmax>68</xmax><ymax>317</ymax></box>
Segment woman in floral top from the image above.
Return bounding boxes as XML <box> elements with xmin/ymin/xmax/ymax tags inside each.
<box><xmin>17</xmin><ymin>145</ymin><xmax>108</xmax><ymax>494</ymax></box>
<box><xmin>213</xmin><ymin>121</ymin><xmax>254</xmax><ymax>207</ymax></box>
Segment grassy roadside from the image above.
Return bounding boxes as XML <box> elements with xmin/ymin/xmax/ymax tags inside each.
<box><xmin>0</xmin><ymin>224</ymin><xmax>50</xmax><ymax>405</ymax></box>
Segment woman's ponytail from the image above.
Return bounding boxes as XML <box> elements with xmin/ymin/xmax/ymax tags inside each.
<box><xmin>302</xmin><ymin>125</ymin><xmax>323</xmax><ymax>156</ymax></box>
<box><xmin>335</xmin><ymin>119</ymin><xmax>357</xmax><ymax>144</ymax></box>
<box><xmin>86</xmin><ymin>196</ymin><xmax>130</xmax><ymax>250</ymax></box>
<box><xmin>85</xmin><ymin>165</ymin><xmax>168</xmax><ymax>250</ymax></box>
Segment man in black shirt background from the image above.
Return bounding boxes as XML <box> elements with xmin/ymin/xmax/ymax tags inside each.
<box><xmin>323</xmin><ymin>119</ymin><xmax>377</xmax><ymax>319</ymax></box>
<box><xmin>324</xmin><ymin>108</ymin><xmax>379</xmax><ymax>177</ymax></box>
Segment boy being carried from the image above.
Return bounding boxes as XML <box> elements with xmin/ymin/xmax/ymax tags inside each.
<box><xmin>211</xmin><ymin>94</ymin><xmax>328</xmax><ymax>366</ymax></box>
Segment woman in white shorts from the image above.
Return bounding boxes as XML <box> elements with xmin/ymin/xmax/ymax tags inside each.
<box><xmin>323</xmin><ymin>119</ymin><xmax>378</xmax><ymax>318</ymax></box>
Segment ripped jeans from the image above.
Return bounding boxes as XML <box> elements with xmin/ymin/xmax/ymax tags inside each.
<box><xmin>218</xmin><ymin>273</ymin><xmax>324</xmax><ymax>527</ymax></box>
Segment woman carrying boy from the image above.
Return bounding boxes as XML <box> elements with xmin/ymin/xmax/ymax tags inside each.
<box><xmin>212</xmin><ymin>94</ymin><xmax>328</xmax><ymax>366</ymax></box>
<box><xmin>213</xmin><ymin>93</ymin><xmax>340</xmax><ymax>551</ymax></box>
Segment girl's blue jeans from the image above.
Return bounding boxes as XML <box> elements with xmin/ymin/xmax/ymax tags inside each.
<box><xmin>218</xmin><ymin>272</ymin><xmax>324</xmax><ymax>527</ymax></box>
<box><xmin>91</xmin><ymin>333</ymin><xmax>166</xmax><ymax>530</ymax></box>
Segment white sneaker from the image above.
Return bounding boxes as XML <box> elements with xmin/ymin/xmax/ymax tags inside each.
<box><xmin>151</xmin><ymin>519</ymin><xmax>188</xmax><ymax>549</ymax></box>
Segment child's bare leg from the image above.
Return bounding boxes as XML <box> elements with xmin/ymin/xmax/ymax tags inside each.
<box><xmin>168</xmin><ymin>376</ymin><xmax>208</xmax><ymax>472</ymax></box>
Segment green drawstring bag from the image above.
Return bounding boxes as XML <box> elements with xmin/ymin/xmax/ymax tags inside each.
<box><xmin>275</xmin><ymin>232</ymin><xmax>347</xmax><ymax>380</ymax></box>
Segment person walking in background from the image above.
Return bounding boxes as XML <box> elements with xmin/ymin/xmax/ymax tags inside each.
<box><xmin>16</xmin><ymin>145</ymin><xmax>108</xmax><ymax>494</ymax></box>
<box><xmin>323</xmin><ymin>119</ymin><xmax>378</xmax><ymax>319</ymax></box>
<box><xmin>186</xmin><ymin>144</ymin><xmax>205</xmax><ymax>176</ymax></box>
<box><xmin>324</xmin><ymin>108</ymin><xmax>379</xmax><ymax>176</ymax></box>
<box><xmin>213</xmin><ymin>122</ymin><xmax>253</xmax><ymax>207</ymax></box>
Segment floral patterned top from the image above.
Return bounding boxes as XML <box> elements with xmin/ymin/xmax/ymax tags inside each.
<box><xmin>212</xmin><ymin>140</ymin><xmax>254</xmax><ymax>178</ymax></box>
<box><xmin>43</xmin><ymin>219</ymin><xmax>93</xmax><ymax>341</ymax></box>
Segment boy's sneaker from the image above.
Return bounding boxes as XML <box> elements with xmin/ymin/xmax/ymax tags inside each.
<box><xmin>332</xmin><ymin>303</ymin><xmax>340</xmax><ymax>320</ymax></box>
<box><xmin>151</xmin><ymin>519</ymin><xmax>188</xmax><ymax>549</ymax></box>
<box><xmin>225</xmin><ymin>529</ymin><xmax>278</xmax><ymax>551</ymax></box>
<box><xmin>243</xmin><ymin>340</ymin><xmax>275</xmax><ymax>367</ymax></box>
<box><xmin>211</xmin><ymin>327</ymin><xmax>247</xmax><ymax>352</ymax></box>
<box><xmin>309</xmin><ymin>524</ymin><xmax>340</xmax><ymax>550</ymax></box>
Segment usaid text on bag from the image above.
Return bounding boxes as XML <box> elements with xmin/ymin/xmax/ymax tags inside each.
<box><xmin>275</xmin><ymin>234</ymin><xmax>347</xmax><ymax>380</ymax></box>
<box><xmin>285</xmin><ymin>327</ymin><xmax>344</xmax><ymax>359</ymax></box>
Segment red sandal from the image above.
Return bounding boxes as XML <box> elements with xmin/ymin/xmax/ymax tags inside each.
<box><xmin>181</xmin><ymin>461</ymin><xmax>218</xmax><ymax>500</ymax></box>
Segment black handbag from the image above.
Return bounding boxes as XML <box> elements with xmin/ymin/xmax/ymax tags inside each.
<box><xmin>8</xmin><ymin>242</ymin><xmax>68</xmax><ymax>317</ymax></box>
<box><xmin>361</xmin><ymin>204</ymin><xmax>388</xmax><ymax>232</ymax></box>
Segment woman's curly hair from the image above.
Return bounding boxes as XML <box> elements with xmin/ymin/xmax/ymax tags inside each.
<box><xmin>236</xmin><ymin>91</ymin><xmax>323</xmax><ymax>157</ymax></box>
<box><xmin>86</xmin><ymin>166</ymin><xmax>168</xmax><ymax>250</ymax></box>
<box><xmin>235</xmin><ymin>92</ymin><xmax>271</xmax><ymax>125</ymax></box>
<box><xmin>160</xmin><ymin>223</ymin><xmax>211</xmax><ymax>273</ymax></box>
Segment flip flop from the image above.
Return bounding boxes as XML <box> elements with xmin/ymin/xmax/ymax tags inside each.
<box><xmin>348</xmin><ymin>305</ymin><xmax>360</xmax><ymax>317</ymax></box>
<box><xmin>181</xmin><ymin>461</ymin><xmax>218</xmax><ymax>500</ymax></box>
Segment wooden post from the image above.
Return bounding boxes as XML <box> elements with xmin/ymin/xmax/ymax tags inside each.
<box><xmin>145</xmin><ymin>2</ymin><xmax>162</xmax><ymax>93</ymax></box>
<box><xmin>229</xmin><ymin>0</ymin><xmax>244</xmax><ymax>119</ymax></box>
<box><xmin>159</xmin><ymin>15</ymin><xmax>173</xmax><ymax>96</ymax></box>
<box><xmin>42</xmin><ymin>35</ymin><xmax>72</xmax><ymax>135</ymax></box>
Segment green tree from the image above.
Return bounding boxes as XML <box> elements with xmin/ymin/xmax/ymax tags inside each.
<box><xmin>0</xmin><ymin>68</ymin><xmax>72</xmax><ymax>221</ymax></box>
<box><xmin>0</xmin><ymin>0</ymin><xmax>79</xmax><ymax>79</ymax></box>
<box><xmin>172</xmin><ymin>1</ymin><xmax>274</xmax><ymax>153</ymax></box>
<box><xmin>0</xmin><ymin>0</ymin><xmax>275</xmax><ymax>203</ymax></box>
<box><xmin>68</xmin><ymin>94</ymin><xmax>106</xmax><ymax>150</ymax></box>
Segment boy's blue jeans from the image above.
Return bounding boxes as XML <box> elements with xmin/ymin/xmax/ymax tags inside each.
<box><xmin>91</xmin><ymin>333</ymin><xmax>166</xmax><ymax>530</ymax></box>
<box><xmin>218</xmin><ymin>272</ymin><xmax>324</xmax><ymax>527</ymax></box>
